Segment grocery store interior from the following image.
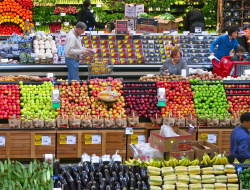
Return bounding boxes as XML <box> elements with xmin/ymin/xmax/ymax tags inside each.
<box><xmin>1</xmin><ymin>0</ymin><xmax>250</xmax><ymax>189</ymax></box>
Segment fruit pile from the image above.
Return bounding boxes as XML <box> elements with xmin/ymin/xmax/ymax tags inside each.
<box><xmin>0</xmin><ymin>84</ymin><xmax>20</xmax><ymax>119</ymax></box>
<box><xmin>0</xmin><ymin>159</ymin><xmax>53</xmax><ymax>189</ymax></box>
<box><xmin>157</xmin><ymin>80</ymin><xmax>195</xmax><ymax>117</ymax></box>
<box><xmin>54</xmin><ymin>6</ymin><xmax>78</xmax><ymax>14</ymax></box>
<box><xmin>227</xmin><ymin>96</ymin><xmax>250</xmax><ymax>115</ymax></box>
<box><xmin>0</xmin><ymin>24</ymin><xmax>22</xmax><ymax>35</ymax></box>
<box><xmin>225</xmin><ymin>84</ymin><xmax>250</xmax><ymax>94</ymax></box>
<box><xmin>20</xmin><ymin>81</ymin><xmax>57</xmax><ymax>119</ymax></box>
<box><xmin>192</xmin><ymin>84</ymin><xmax>229</xmax><ymax>118</ymax></box>
<box><xmin>188</xmin><ymin>73</ymin><xmax>223</xmax><ymax>81</ymax></box>
<box><xmin>16</xmin><ymin>0</ymin><xmax>32</xmax><ymax>10</ymax></box>
<box><xmin>0</xmin><ymin>0</ymin><xmax>34</xmax><ymax>32</ymax></box>
<box><xmin>139</xmin><ymin>75</ymin><xmax>186</xmax><ymax>81</ymax></box>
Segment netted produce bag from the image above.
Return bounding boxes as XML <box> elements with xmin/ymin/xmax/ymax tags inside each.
<box><xmin>44</xmin><ymin>115</ymin><xmax>56</xmax><ymax>128</ymax></box>
<box><xmin>127</xmin><ymin>111</ymin><xmax>139</xmax><ymax>128</ymax></box>
<box><xmin>69</xmin><ymin>113</ymin><xmax>81</xmax><ymax>128</ymax></box>
<box><xmin>8</xmin><ymin>114</ymin><xmax>21</xmax><ymax>129</ymax></box>
<box><xmin>56</xmin><ymin>114</ymin><xmax>68</xmax><ymax>128</ymax></box>
<box><xmin>81</xmin><ymin>114</ymin><xmax>93</xmax><ymax>128</ymax></box>
<box><xmin>33</xmin><ymin>114</ymin><xmax>44</xmax><ymax>128</ymax></box>
<box><xmin>21</xmin><ymin>115</ymin><xmax>33</xmax><ymax>128</ymax></box>
<box><xmin>162</xmin><ymin>113</ymin><xmax>175</xmax><ymax>126</ymax></box>
<box><xmin>92</xmin><ymin>115</ymin><xmax>104</xmax><ymax>128</ymax></box>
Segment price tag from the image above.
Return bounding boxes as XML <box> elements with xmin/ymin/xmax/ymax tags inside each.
<box><xmin>163</xmin><ymin>31</ymin><xmax>170</xmax><ymax>34</ymax></box>
<box><xmin>60</xmin><ymin>134</ymin><xmax>67</xmax><ymax>144</ymax></box>
<box><xmin>35</xmin><ymin>22</ymin><xmax>40</xmax><ymax>26</ymax></box>
<box><xmin>0</xmin><ymin>136</ymin><xmax>6</xmax><ymax>146</ymax></box>
<box><xmin>195</xmin><ymin>27</ymin><xmax>202</xmax><ymax>33</ymax></box>
<box><xmin>131</xmin><ymin>134</ymin><xmax>138</xmax><ymax>144</ymax></box>
<box><xmin>200</xmin><ymin>133</ymin><xmax>208</xmax><ymax>141</ymax></box>
<box><xmin>92</xmin><ymin>134</ymin><xmax>101</xmax><ymax>144</ymax></box>
<box><xmin>183</xmin><ymin>31</ymin><xmax>190</xmax><ymax>35</ymax></box>
<box><xmin>60</xmin><ymin>13</ymin><xmax>66</xmax><ymax>16</ymax></box>
<box><xmin>96</xmin><ymin>3</ymin><xmax>102</xmax><ymax>7</ymax></box>
<box><xmin>85</xmin><ymin>134</ymin><xmax>92</xmax><ymax>144</ymax></box>
<box><xmin>35</xmin><ymin>135</ymin><xmax>42</xmax><ymax>145</ymax></box>
<box><xmin>67</xmin><ymin>135</ymin><xmax>76</xmax><ymax>144</ymax></box>
<box><xmin>138</xmin><ymin>135</ymin><xmax>145</xmax><ymax>144</ymax></box>
<box><xmin>207</xmin><ymin>134</ymin><xmax>217</xmax><ymax>143</ymax></box>
<box><xmin>1</xmin><ymin>59</ymin><xmax>8</xmax><ymax>63</ymax></box>
<box><xmin>52</xmin><ymin>89</ymin><xmax>60</xmax><ymax>99</ymax></box>
<box><xmin>42</xmin><ymin>135</ymin><xmax>51</xmax><ymax>145</ymax></box>
<box><xmin>31</xmin><ymin>53</ymin><xmax>37</xmax><ymax>58</ymax></box>
<box><xmin>126</xmin><ymin>128</ymin><xmax>133</xmax><ymax>135</ymax></box>
<box><xmin>64</xmin><ymin>22</ymin><xmax>69</xmax><ymax>26</ymax></box>
<box><xmin>202</xmin><ymin>31</ymin><xmax>209</xmax><ymax>35</ymax></box>
<box><xmin>147</xmin><ymin>74</ymin><xmax>154</xmax><ymax>77</ymax></box>
<box><xmin>47</xmin><ymin>73</ymin><xmax>54</xmax><ymax>78</ymax></box>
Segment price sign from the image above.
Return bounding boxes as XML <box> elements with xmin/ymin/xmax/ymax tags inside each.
<box><xmin>1</xmin><ymin>59</ymin><xmax>8</xmax><ymax>63</ymax></box>
<box><xmin>35</xmin><ymin>22</ymin><xmax>40</xmax><ymax>26</ymax></box>
<box><xmin>92</xmin><ymin>135</ymin><xmax>101</xmax><ymax>144</ymax></box>
<box><xmin>138</xmin><ymin>135</ymin><xmax>146</xmax><ymax>144</ymax></box>
<box><xmin>60</xmin><ymin>13</ymin><xmax>66</xmax><ymax>16</ymax></box>
<box><xmin>116</xmin><ymin>20</ymin><xmax>128</xmax><ymax>35</ymax></box>
<box><xmin>67</xmin><ymin>135</ymin><xmax>76</xmax><ymax>144</ymax></box>
<box><xmin>0</xmin><ymin>136</ymin><xmax>6</xmax><ymax>146</ymax></box>
<box><xmin>85</xmin><ymin>134</ymin><xmax>92</xmax><ymax>144</ymax></box>
<box><xmin>35</xmin><ymin>135</ymin><xmax>42</xmax><ymax>145</ymax></box>
<box><xmin>208</xmin><ymin>134</ymin><xmax>217</xmax><ymax>143</ymax></box>
<box><xmin>126</xmin><ymin>128</ymin><xmax>133</xmax><ymax>135</ymax></box>
<box><xmin>200</xmin><ymin>133</ymin><xmax>208</xmax><ymax>141</ymax></box>
<box><xmin>59</xmin><ymin>134</ymin><xmax>67</xmax><ymax>144</ymax></box>
<box><xmin>64</xmin><ymin>22</ymin><xmax>69</xmax><ymax>26</ymax></box>
<box><xmin>131</xmin><ymin>134</ymin><xmax>138</xmax><ymax>145</ymax></box>
<box><xmin>42</xmin><ymin>135</ymin><xmax>51</xmax><ymax>145</ymax></box>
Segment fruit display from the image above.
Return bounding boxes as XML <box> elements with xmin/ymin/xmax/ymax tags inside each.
<box><xmin>224</xmin><ymin>75</ymin><xmax>250</xmax><ymax>80</ymax></box>
<box><xmin>239</xmin><ymin>168</ymin><xmax>250</xmax><ymax>189</ymax></box>
<box><xmin>20</xmin><ymin>81</ymin><xmax>57</xmax><ymax>119</ymax></box>
<box><xmin>54</xmin><ymin>6</ymin><xmax>78</xmax><ymax>14</ymax></box>
<box><xmin>139</xmin><ymin>75</ymin><xmax>186</xmax><ymax>82</ymax></box>
<box><xmin>0</xmin><ymin>158</ymin><xmax>53</xmax><ymax>189</ymax></box>
<box><xmin>188</xmin><ymin>73</ymin><xmax>223</xmax><ymax>81</ymax></box>
<box><xmin>0</xmin><ymin>84</ymin><xmax>20</xmax><ymax>118</ymax></box>
<box><xmin>192</xmin><ymin>83</ymin><xmax>229</xmax><ymax>119</ymax></box>
<box><xmin>0</xmin><ymin>75</ymin><xmax>51</xmax><ymax>82</ymax></box>
<box><xmin>157</xmin><ymin>80</ymin><xmax>195</xmax><ymax>117</ymax></box>
<box><xmin>0</xmin><ymin>24</ymin><xmax>23</xmax><ymax>35</ymax></box>
<box><xmin>227</xmin><ymin>96</ymin><xmax>250</xmax><ymax>115</ymax></box>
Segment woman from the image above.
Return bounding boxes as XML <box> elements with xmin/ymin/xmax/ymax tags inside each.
<box><xmin>210</xmin><ymin>26</ymin><xmax>245</xmax><ymax>62</ymax></box>
<box><xmin>160</xmin><ymin>49</ymin><xmax>188</xmax><ymax>76</ymax></box>
<box><xmin>78</xmin><ymin>0</ymin><xmax>105</xmax><ymax>31</ymax></box>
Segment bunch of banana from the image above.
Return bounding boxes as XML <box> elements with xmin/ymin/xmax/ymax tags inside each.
<box><xmin>149</xmin><ymin>158</ymin><xmax>162</xmax><ymax>168</ymax></box>
<box><xmin>212</xmin><ymin>154</ymin><xmax>229</xmax><ymax>165</ymax></box>
<box><xmin>160</xmin><ymin>158</ymin><xmax>169</xmax><ymax>167</ymax></box>
<box><xmin>201</xmin><ymin>153</ymin><xmax>211</xmax><ymax>165</ymax></box>
<box><xmin>190</xmin><ymin>158</ymin><xmax>199</xmax><ymax>166</ymax></box>
<box><xmin>210</xmin><ymin>153</ymin><xmax>218</xmax><ymax>164</ymax></box>
<box><xmin>178</xmin><ymin>156</ymin><xmax>190</xmax><ymax>166</ymax></box>
<box><xmin>233</xmin><ymin>158</ymin><xmax>239</xmax><ymax>163</ymax></box>
<box><xmin>168</xmin><ymin>156</ymin><xmax>178</xmax><ymax>167</ymax></box>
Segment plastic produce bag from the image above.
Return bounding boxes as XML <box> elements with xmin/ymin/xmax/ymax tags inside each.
<box><xmin>202</xmin><ymin>167</ymin><xmax>214</xmax><ymax>175</ymax></box>
<box><xmin>175</xmin><ymin>166</ymin><xmax>188</xmax><ymax>175</ymax></box>
<box><xmin>149</xmin><ymin>176</ymin><xmax>162</xmax><ymax>186</ymax></box>
<box><xmin>176</xmin><ymin>182</ymin><xmax>188</xmax><ymax>190</ymax></box>
<box><xmin>215</xmin><ymin>175</ymin><xmax>227</xmax><ymax>183</ymax></box>
<box><xmin>227</xmin><ymin>184</ymin><xmax>239</xmax><ymax>190</ymax></box>
<box><xmin>213</xmin><ymin>165</ymin><xmax>225</xmax><ymax>174</ymax></box>
<box><xmin>188</xmin><ymin>166</ymin><xmax>200</xmax><ymax>175</ymax></box>
<box><xmin>91</xmin><ymin>154</ymin><xmax>100</xmax><ymax>164</ymax></box>
<box><xmin>159</xmin><ymin>125</ymin><xmax>179</xmax><ymax>137</ymax></box>
<box><xmin>8</xmin><ymin>114</ymin><xmax>21</xmax><ymax>129</ymax></box>
<box><xmin>101</xmin><ymin>154</ymin><xmax>111</xmax><ymax>165</ymax></box>
<box><xmin>33</xmin><ymin>114</ymin><xmax>44</xmax><ymax>128</ymax></box>
<box><xmin>224</xmin><ymin>164</ymin><xmax>236</xmax><ymax>173</ymax></box>
<box><xmin>81</xmin><ymin>114</ymin><xmax>93</xmax><ymax>128</ymax></box>
<box><xmin>112</xmin><ymin>150</ymin><xmax>122</xmax><ymax>164</ymax></box>
<box><xmin>81</xmin><ymin>153</ymin><xmax>91</xmax><ymax>164</ymax></box>
<box><xmin>189</xmin><ymin>184</ymin><xmax>202</xmax><ymax>190</ymax></box>
<box><xmin>202</xmin><ymin>184</ymin><xmax>215</xmax><ymax>189</ymax></box>
<box><xmin>163</xmin><ymin>184</ymin><xmax>175</xmax><ymax>190</ymax></box>
<box><xmin>162</xmin><ymin>113</ymin><xmax>175</xmax><ymax>126</ymax></box>
<box><xmin>227</xmin><ymin>174</ymin><xmax>238</xmax><ymax>183</ymax></box>
<box><xmin>202</xmin><ymin>175</ymin><xmax>215</xmax><ymax>184</ymax></box>
<box><xmin>177</xmin><ymin>175</ymin><xmax>189</xmax><ymax>184</ymax></box>
<box><xmin>161</xmin><ymin>167</ymin><xmax>174</xmax><ymax>176</ymax></box>
<box><xmin>163</xmin><ymin>174</ymin><xmax>176</xmax><ymax>184</ymax></box>
<box><xmin>214</xmin><ymin>183</ymin><xmax>226</xmax><ymax>189</ymax></box>
<box><xmin>147</xmin><ymin>166</ymin><xmax>161</xmax><ymax>176</ymax></box>
<box><xmin>189</xmin><ymin>175</ymin><xmax>201</xmax><ymax>183</ymax></box>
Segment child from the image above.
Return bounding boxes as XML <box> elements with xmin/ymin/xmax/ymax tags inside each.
<box><xmin>230</xmin><ymin>46</ymin><xmax>245</xmax><ymax>61</ymax></box>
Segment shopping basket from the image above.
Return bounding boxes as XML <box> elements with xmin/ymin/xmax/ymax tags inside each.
<box><xmin>212</xmin><ymin>56</ymin><xmax>250</xmax><ymax>77</ymax></box>
<box><xmin>86</xmin><ymin>56</ymin><xmax>114</xmax><ymax>79</ymax></box>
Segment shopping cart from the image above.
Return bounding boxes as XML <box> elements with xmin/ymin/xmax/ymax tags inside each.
<box><xmin>212</xmin><ymin>56</ymin><xmax>250</xmax><ymax>77</ymax></box>
<box><xmin>86</xmin><ymin>56</ymin><xmax>114</xmax><ymax>79</ymax></box>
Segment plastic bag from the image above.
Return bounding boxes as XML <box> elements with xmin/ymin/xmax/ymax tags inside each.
<box><xmin>159</xmin><ymin>125</ymin><xmax>179</xmax><ymax>137</ymax></box>
<box><xmin>202</xmin><ymin>167</ymin><xmax>214</xmax><ymax>175</ymax></box>
<box><xmin>213</xmin><ymin>165</ymin><xmax>225</xmax><ymax>174</ymax></box>
<box><xmin>202</xmin><ymin>175</ymin><xmax>215</xmax><ymax>184</ymax></box>
<box><xmin>214</xmin><ymin>183</ymin><xmax>226</xmax><ymax>189</ymax></box>
<box><xmin>161</xmin><ymin>167</ymin><xmax>174</xmax><ymax>176</ymax></box>
<box><xmin>227</xmin><ymin>184</ymin><xmax>239</xmax><ymax>190</ymax></box>
<box><xmin>189</xmin><ymin>184</ymin><xmax>202</xmax><ymax>190</ymax></box>
<box><xmin>215</xmin><ymin>175</ymin><xmax>227</xmax><ymax>183</ymax></box>
<box><xmin>91</xmin><ymin>154</ymin><xmax>100</xmax><ymax>164</ymax></box>
<box><xmin>112</xmin><ymin>150</ymin><xmax>122</xmax><ymax>164</ymax></box>
<box><xmin>177</xmin><ymin>175</ymin><xmax>189</xmax><ymax>184</ymax></box>
<box><xmin>227</xmin><ymin>174</ymin><xmax>238</xmax><ymax>183</ymax></box>
<box><xmin>175</xmin><ymin>166</ymin><xmax>188</xmax><ymax>175</ymax></box>
<box><xmin>149</xmin><ymin>176</ymin><xmax>162</xmax><ymax>186</ymax></box>
<box><xmin>147</xmin><ymin>166</ymin><xmax>161</xmax><ymax>176</ymax></box>
<box><xmin>224</xmin><ymin>164</ymin><xmax>236</xmax><ymax>173</ymax></box>
<box><xmin>163</xmin><ymin>184</ymin><xmax>175</xmax><ymax>190</ymax></box>
<box><xmin>189</xmin><ymin>175</ymin><xmax>201</xmax><ymax>183</ymax></box>
<box><xmin>188</xmin><ymin>166</ymin><xmax>200</xmax><ymax>175</ymax></box>
<box><xmin>81</xmin><ymin>153</ymin><xmax>91</xmax><ymax>164</ymax></box>
<box><xmin>101</xmin><ymin>154</ymin><xmax>111</xmax><ymax>165</ymax></box>
<box><xmin>202</xmin><ymin>184</ymin><xmax>214</xmax><ymax>189</ymax></box>
<box><xmin>163</xmin><ymin>174</ymin><xmax>176</xmax><ymax>184</ymax></box>
<box><xmin>176</xmin><ymin>182</ymin><xmax>188</xmax><ymax>189</ymax></box>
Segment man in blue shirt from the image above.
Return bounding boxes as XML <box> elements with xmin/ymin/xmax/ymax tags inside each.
<box><xmin>229</xmin><ymin>112</ymin><xmax>250</xmax><ymax>163</ymax></box>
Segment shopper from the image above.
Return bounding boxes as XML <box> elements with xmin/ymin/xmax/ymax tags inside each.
<box><xmin>184</xmin><ymin>9</ymin><xmax>205</xmax><ymax>33</ymax></box>
<box><xmin>230</xmin><ymin>46</ymin><xmax>245</xmax><ymax>61</ymax></box>
<box><xmin>210</xmin><ymin>26</ymin><xmax>241</xmax><ymax>63</ymax></box>
<box><xmin>160</xmin><ymin>49</ymin><xmax>188</xmax><ymax>76</ymax></box>
<box><xmin>65</xmin><ymin>22</ymin><xmax>92</xmax><ymax>81</ymax></box>
<box><xmin>78</xmin><ymin>0</ymin><xmax>105</xmax><ymax>31</ymax></box>
<box><xmin>228</xmin><ymin>112</ymin><xmax>250</xmax><ymax>163</ymax></box>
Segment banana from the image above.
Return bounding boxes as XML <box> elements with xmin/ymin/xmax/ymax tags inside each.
<box><xmin>233</xmin><ymin>158</ymin><xmax>239</xmax><ymax>163</ymax></box>
<box><xmin>213</xmin><ymin>156</ymin><xmax>219</xmax><ymax>165</ymax></box>
<box><xmin>137</xmin><ymin>158</ymin><xmax>142</xmax><ymax>164</ymax></box>
<box><xmin>129</xmin><ymin>159</ymin><xmax>133</xmax><ymax>164</ymax></box>
<box><xmin>203</xmin><ymin>154</ymin><xmax>208</xmax><ymax>165</ymax></box>
<box><xmin>178</xmin><ymin>157</ymin><xmax>185</xmax><ymax>166</ymax></box>
<box><xmin>211</xmin><ymin>153</ymin><xmax>218</xmax><ymax>164</ymax></box>
<box><xmin>205</xmin><ymin>154</ymin><xmax>211</xmax><ymax>164</ymax></box>
<box><xmin>200</xmin><ymin>161</ymin><xmax>204</xmax><ymax>165</ymax></box>
<box><xmin>150</xmin><ymin>159</ymin><xmax>153</xmax><ymax>166</ymax></box>
<box><xmin>145</xmin><ymin>161</ymin><xmax>150</xmax><ymax>166</ymax></box>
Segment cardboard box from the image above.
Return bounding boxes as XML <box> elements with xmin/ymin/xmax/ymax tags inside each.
<box><xmin>150</xmin><ymin>129</ymin><xmax>192</xmax><ymax>152</ymax></box>
<box><xmin>125</xmin><ymin>4</ymin><xmax>144</xmax><ymax>18</ymax></box>
<box><xmin>137</xmin><ymin>18</ymin><xmax>158</xmax><ymax>26</ymax></box>
<box><xmin>192</xmin><ymin>141</ymin><xmax>220</xmax><ymax>161</ymax></box>
<box><xmin>137</xmin><ymin>24</ymin><xmax>158</xmax><ymax>33</ymax></box>
<box><xmin>131</xmin><ymin>143</ymin><xmax>164</xmax><ymax>161</ymax></box>
<box><xmin>155</xmin><ymin>16</ymin><xmax>183</xmax><ymax>32</ymax></box>
<box><xmin>165</xmin><ymin>150</ymin><xmax>194</xmax><ymax>161</ymax></box>
<box><xmin>124</xmin><ymin>18</ymin><xmax>136</xmax><ymax>31</ymax></box>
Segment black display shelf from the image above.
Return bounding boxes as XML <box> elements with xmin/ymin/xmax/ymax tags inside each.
<box><xmin>57</xmin><ymin>127</ymin><xmax>147</xmax><ymax>130</ymax></box>
<box><xmin>223</xmin><ymin>9</ymin><xmax>250</xmax><ymax>11</ymax></box>
<box><xmin>225</xmin><ymin>88</ymin><xmax>250</xmax><ymax>90</ymax></box>
<box><xmin>55</xmin><ymin>3</ymin><xmax>84</xmax><ymax>6</ymax></box>
<box><xmin>0</xmin><ymin>81</ymin><xmax>45</xmax><ymax>84</ymax></box>
<box><xmin>226</xmin><ymin>94</ymin><xmax>250</xmax><ymax>96</ymax></box>
<box><xmin>190</xmin><ymin>82</ymin><xmax>223</xmax><ymax>85</ymax></box>
<box><xmin>122</xmin><ymin>81</ymin><xmax>157</xmax><ymax>84</ymax></box>
<box><xmin>123</xmin><ymin>93</ymin><xmax>157</xmax><ymax>96</ymax></box>
<box><xmin>123</xmin><ymin>87</ymin><xmax>157</xmax><ymax>90</ymax></box>
<box><xmin>0</xmin><ymin>128</ymin><xmax>55</xmax><ymax>131</ymax></box>
<box><xmin>223</xmin><ymin>80</ymin><xmax>241</xmax><ymax>84</ymax></box>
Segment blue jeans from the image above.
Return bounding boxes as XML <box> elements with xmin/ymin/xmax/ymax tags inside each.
<box><xmin>65</xmin><ymin>57</ymin><xmax>80</xmax><ymax>81</ymax></box>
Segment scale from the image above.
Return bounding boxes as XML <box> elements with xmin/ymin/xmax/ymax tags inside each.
<box><xmin>157</xmin><ymin>88</ymin><xmax>166</xmax><ymax>107</ymax></box>
<box><xmin>52</xmin><ymin>89</ymin><xmax>60</xmax><ymax>108</ymax></box>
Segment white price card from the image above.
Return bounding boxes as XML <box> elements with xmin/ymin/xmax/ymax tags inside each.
<box><xmin>92</xmin><ymin>134</ymin><xmax>101</xmax><ymax>144</ymax></box>
<box><xmin>31</xmin><ymin>53</ymin><xmax>37</xmax><ymax>58</ymax></box>
<box><xmin>138</xmin><ymin>135</ymin><xmax>145</xmax><ymax>144</ymax></box>
<box><xmin>42</xmin><ymin>135</ymin><xmax>51</xmax><ymax>145</ymax></box>
<box><xmin>163</xmin><ymin>31</ymin><xmax>170</xmax><ymax>34</ymax></box>
<box><xmin>202</xmin><ymin>31</ymin><xmax>209</xmax><ymax>35</ymax></box>
<box><xmin>54</xmin><ymin>189</ymin><xmax>62</xmax><ymax>190</ymax></box>
<box><xmin>147</xmin><ymin>74</ymin><xmax>154</xmax><ymax>77</ymax></box>
<box><xmin>67</xmin><ymin>135</ymin><xmax>76</xmax><ymax>144</ymax></box>
<box><xmin>35</xmin><ymin>22</ymin><xmax>40</xmax><ymax>26</ymax></box>
<box><xmin>207</xmin><ymin>134</ymin><xmax>217</xmax><ymax>143</ymax></box>
<box><xmin>0</xmin><ymin>136</ymin><xmax>6</xmax><ymax>146</ymax></box>
<box><xmin>1</xmin><ymin>59</ymin><xmax>8</xmax><ymax>63</ymax></box>
<box><xmin>60</xmin><ymin>13</ymin><xmax>66</xmax><ymax>16</ymax></box>
<box><xmin>47</xmin><ymin>73</ymin><xmax>54</xmax><ymax>78</ymax></box>
<box><xmin>64</xmin><ymin>22</ymin><xmax>69</xmax><ymax>26</ymax></box>
<box><xmin>126</xmin><ymin>128</ymin><xmax>133</xmax><ymax>135</ymax></box>
<box><xmin>183</xmin><ymin>31</ymin><xmax>190</xmax><ymax>35</ymax></box>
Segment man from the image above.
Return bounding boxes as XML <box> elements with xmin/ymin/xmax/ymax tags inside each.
<box><xmin>229</xmin><ymin>112</ymin><xmax>250</xmax><ymax>163</ymax></box>
<box><xmin>65</xmin><ymin>22</ymin><xmax>92</xmax><ymax>81</ymax></box>
<box><xmin>184</xmin><ymin>9</ymin><xmax>205</xmax><ymax>33</ymax></box>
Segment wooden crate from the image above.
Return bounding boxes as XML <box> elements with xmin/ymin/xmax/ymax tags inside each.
<box><xmin>197</xmin><ymin>127</ymin><xmax>234</xmax><ymax>155</ymax></box>
<box><xmin>0</xmin><ymin>129</ymin><xmax>56</xmax><ymax>159</ymax></box>
<box><xmin>57</xmin><ymin>129</ymin><xmax>127</xmax><ymax>160</ymax></box>
<box><xmin>127</xmin><ymin>128</ymin><xmax>146</xmax><ymax>159</ymax></box>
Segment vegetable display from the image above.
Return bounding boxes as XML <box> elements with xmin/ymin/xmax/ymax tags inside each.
<box><xmin>0</xmin><ymin>158</ymin><xmax>53</xmax><ymax>189</ymax></box>
<box><xmin>160</xmin><ymin>13</ymin><xmax>175</xmax><ymax>21</ymax></box>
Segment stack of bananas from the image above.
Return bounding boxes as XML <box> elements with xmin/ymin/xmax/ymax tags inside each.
<box><xmin>189</xmin><ymin>184</ymin><xmax>202</xmax><ymax>190</ymax></box>
<box><xmin>233</xmin><ymin>158</ymin><xmax>240</xmax><ymax>163</ymax></box>
<box><xmin>202</xmin><ymin>184</ymin><xmax>215</xmax><ymax>189</ymax></box>
<box><xmin>201</xmin><ymin>153</ymin><xmax>211</xmax><ymax>165</ymax></box>
<box><xmin>177</xmin><ymin>175</ymin><xmax>189</xmax><ymax>184</ymax></box>
<box><xmin>175</xmin><ymin>166</ymin><xmax>188</xmax><ymax>175</ymax></box>
<box><xmin>162</xmin><ymin>184</ymin><xmax>175</xmax><ymax>190</ymax></box>
<box><xmin>201</xmin><ymin>153</ymin><xmax>229</xmax><ymax>165</ymax></box>
<box><xmin>178</xmin><ymin>156</ymin><xmax>190</xmax><ymax>166</ymax></box>
<box><xmin>147</xmin><ymin>166</ymin><xmax>161</xmax><ymax>176</ymax></box>
<box><xmin>149</xmin><ymin>176</ymin><xmax>162</xmax><ymax>186</ymax></box>
<box><xmin>167</xmin><ymin>156</ymin><xmax>179</xmax><ymax>167</ymax></box>
<box><xmin>125</xmin><ymin>158</ymin><xmax>147</xmax><ymax>168</ymax></box>
<box><xmin>189</xmin><ymin>175</ymin><xmax>201</xmax><ymax>183</ymax></box>
<box><xmin>202</xmin><ymin>167</ymin><xmax>214</xmax><ymax>175</ymax></box>
<box><xmin>176</xmin><ymin>182</ymin><xmax>188</xmax><ymax>190</ymax></box>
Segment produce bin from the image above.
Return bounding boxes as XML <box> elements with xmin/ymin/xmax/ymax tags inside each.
<box><xmin>213</xmin><ymin>56</ymin><xmax>250</xmax><ymax>77</ymax></box>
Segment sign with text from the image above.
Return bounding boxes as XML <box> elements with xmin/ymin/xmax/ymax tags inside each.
<box><xmin>116</xmin><ymin>20</ymin><xmax>128</xmax><ymax>35</ymax></box>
